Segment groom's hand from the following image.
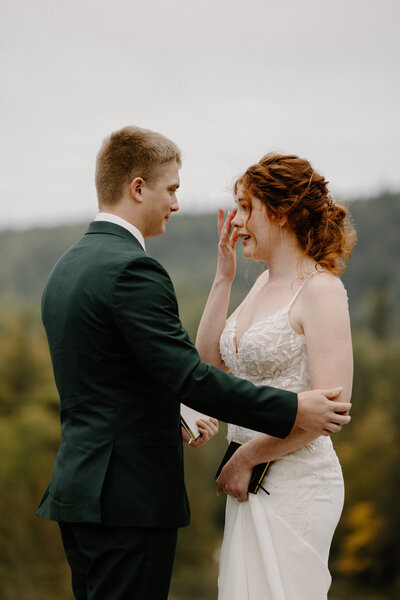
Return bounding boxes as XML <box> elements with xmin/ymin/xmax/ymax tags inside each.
<box><xmin>182</xmin><ymin>418</ymin><xmax>219</xmax><ymax>448</ymax></box>
<box><xmin>296</xmin><ymin>387</ymin><xmax>351</xmax><ymax>436</ymax></box>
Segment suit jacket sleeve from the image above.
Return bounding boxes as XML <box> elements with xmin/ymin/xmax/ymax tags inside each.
<box><xmin>110</xmin><ymin>255</ymin><xmax>297</xmax><ymax>438</ymax></box>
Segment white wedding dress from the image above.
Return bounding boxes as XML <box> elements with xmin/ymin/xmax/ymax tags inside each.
<box><xmin>218</xmin><ymin>270</ymin><xmax>344</xmax><ymax>600</ymax></box>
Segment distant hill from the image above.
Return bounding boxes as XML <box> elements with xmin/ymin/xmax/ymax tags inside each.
<box><xmin>339</xmin><ymin>192</ymin><xmax>400</xmax><ymax>336</ymax></box>
<box><xmin>0</xmin><ymin>191</ymin><xmax>399</xmax><ymax>338</ymax></box>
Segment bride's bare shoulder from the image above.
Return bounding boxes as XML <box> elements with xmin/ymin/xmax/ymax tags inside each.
<box><xmin>302</xmin><ymin>270</ymin><xmax>348</xmax><ymax>310</ymax></box>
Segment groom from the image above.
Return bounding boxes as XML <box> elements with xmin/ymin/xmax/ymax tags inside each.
<box><xmin>37</xmin><ymin>126</ymin><xmax>351</xmax><ymax>600</ymax></box>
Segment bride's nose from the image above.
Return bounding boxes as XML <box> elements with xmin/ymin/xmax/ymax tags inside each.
<box><xmin>231</xmin><ymin>209</ymin><xmax>241</xmax><ymax>227</ymax></box>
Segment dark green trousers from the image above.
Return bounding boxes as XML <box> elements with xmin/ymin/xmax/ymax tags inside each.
<box><xmin>59</xmin><ymin>522</ymin><xmax>178</xmax><ymax>600</ymax></box>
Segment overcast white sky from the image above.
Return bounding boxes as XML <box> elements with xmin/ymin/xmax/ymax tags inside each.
<box><xmin>1</xmin><ymin>0</ymin><xmax>399</xmax><ymax>228</ymax></box>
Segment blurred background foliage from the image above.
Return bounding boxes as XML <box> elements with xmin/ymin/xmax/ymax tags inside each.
<box><xmin>0</xmin><ymin>190</ymin><xmax>399</xmax><ymax>599</ymax></box>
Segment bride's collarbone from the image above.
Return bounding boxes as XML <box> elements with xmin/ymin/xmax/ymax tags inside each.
<box><xmin>235</xmin><ymin>289</ymin><xmax>304</xmax><ymax>339</ymax></box>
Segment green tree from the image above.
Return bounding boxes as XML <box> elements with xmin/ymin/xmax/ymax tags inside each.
<box><xmin>0</xmin><ymin>315</ymin><xmax>71</xmax><ymax>600</ymax></box>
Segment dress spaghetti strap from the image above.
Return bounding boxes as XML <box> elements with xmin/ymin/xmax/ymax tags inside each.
<box><xmin>287</xmin><ymin>269</ymin><xmax>328</xmax><ymax>310</ymax></box>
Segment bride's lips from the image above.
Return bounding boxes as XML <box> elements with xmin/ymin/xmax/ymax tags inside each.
<box><xmin>238</xmin><ymin>233</ymin><xmax>252</xmax><ymax>246</ymax></box>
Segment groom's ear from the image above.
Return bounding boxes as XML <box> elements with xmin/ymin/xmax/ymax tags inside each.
<box><xmin>129</xmin><ymin>177</ymin><xmax>145</xmax><ymax>204</ymax></box>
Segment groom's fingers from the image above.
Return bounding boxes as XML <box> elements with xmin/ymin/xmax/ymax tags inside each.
<box><xmin>329</xmin><ymin>400</ymin><xmax>351</xmax><ymax>416</ymax></box>
<box><xmin>324</xmin><ymin>416</ymin><xmax>352</xmax><ymax>434</ymax></box>
<box><xmin>192</xmin><ymin>418</ymin><xmax>219</xmax><ymax>447</ymax></box>
<box><xmin>325</xmin><ymin>423</ymin><xmax>342</xmax><ymax>434</ymax></box>
<box><xmin>328</xmin><ymin>403</ymin><xmax>352</xmax><ymax>421</ymax></box>
<box><xmin>321</xmin><ymin>386</ymin><xmax>343</xmax><ymax>398</ymax></box>
<box><xmin>196</xmin><ymin>418</ymin><xmax>219</xmax><ymax>436</ymax></box>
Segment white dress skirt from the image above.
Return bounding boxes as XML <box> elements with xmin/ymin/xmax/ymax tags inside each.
<box><xmin>218</xmin><ymin>270</ymin><xmax>344</xmax><ymax>600</ymax></box>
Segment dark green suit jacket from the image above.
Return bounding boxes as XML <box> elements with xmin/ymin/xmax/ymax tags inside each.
<box><xmin>37</xmin><ymin>221</ymin><xmax>297</xmax><ymax>528</ymax></box>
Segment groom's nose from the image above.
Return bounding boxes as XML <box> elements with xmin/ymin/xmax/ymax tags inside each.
<box><xmin>171</xmin><ymin>197</ymin><xmax>179</xmax><ymax>212</ymax></box>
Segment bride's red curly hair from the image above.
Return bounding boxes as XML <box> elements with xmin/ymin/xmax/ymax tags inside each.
<box><xmin>235</xmin><ymin>153</ymin><xmax>356</xmax><ymax>275</ymax></box>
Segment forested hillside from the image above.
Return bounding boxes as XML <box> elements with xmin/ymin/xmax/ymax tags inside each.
<box><xmin>0</xmin><ymin>191</ymin><xmax>399</xmax><ymax>338</ymax></box>
<box><xmin>0</xmin><ymin>190</ymin><xmax>399</xmax><ymax>599</ymax></box>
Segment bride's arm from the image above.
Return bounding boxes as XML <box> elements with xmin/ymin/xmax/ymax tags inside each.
<box><xmin>196</xmin><ymin>209</ymin><xmax>239</xmax><ymax>370</ymax></box>
<box><xmin>217</xmin><ymin>272</ymin><xmax>353</xmax><ymax>500</ymax></box>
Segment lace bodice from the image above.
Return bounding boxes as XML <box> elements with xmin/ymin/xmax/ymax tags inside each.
<box><xmin>221</xmin><ymin>269</ymin><xmax>314</xmax><ymax>443</ymax></box>
<box><xmin>221</xmin><ymin>270</ymin><xmax>311</xmax><ymax>388</ymax></box>
<box><xmin>220</xmin><ymin>269</ymin><xmax>329</xmax><ymax>446</ymax></box>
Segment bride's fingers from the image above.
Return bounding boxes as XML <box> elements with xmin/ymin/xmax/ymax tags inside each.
<box><xmin>221</xmin><ymin>212</ymin><xmax>238</xmax><ymax>246</ymax></box>
<box><xmin>226</xmin><ymin>208</ymin><xmax>237</xmax><ymax>233</ymax></box>
<box><xmin>219</xmin><ymin>211</ymin><xmax>232</xmax><ymax>244</ymax></box>
<box><xmin>230</xmin><ymin>227</ymin><xmax>239</xmax><ymax>249</ymax></box>
<box><xmin>217</xmin><ymin>208</ymin><xmax>225</xmax><ymax>237</ymax></box>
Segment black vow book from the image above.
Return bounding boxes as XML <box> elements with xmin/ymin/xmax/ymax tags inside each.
<box><xmin>215</xmin><ymin>441</ymin><xmax>271</xmax><ymax>495</ymax></box>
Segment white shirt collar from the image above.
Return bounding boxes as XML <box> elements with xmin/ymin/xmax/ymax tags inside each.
<box><xmin>94</xmin><ymin>212</ymin><xmax>146</xmax><ymax>250</ymax></box>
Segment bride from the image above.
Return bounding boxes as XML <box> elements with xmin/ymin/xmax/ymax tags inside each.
<box><xmin>196</xmin><ymin>153</ymin><xmax>356</xmax><ymax>599</ymax></box>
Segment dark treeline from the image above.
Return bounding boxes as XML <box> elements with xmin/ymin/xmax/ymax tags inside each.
<box><xmin>0</xmin><ymin>190</ymin><xmax>399</xmax><ymax>599</ymax></box>
<box><xmin>0</xmin><ymin>191</ymin><xmax>399</xmax><ymax>338</ymax></box>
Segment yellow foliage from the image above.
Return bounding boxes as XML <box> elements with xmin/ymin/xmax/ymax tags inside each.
<box><xmin>336</xmin><ymin>501</ymin><xmax>386</xmax><ymax>575</ymax></box>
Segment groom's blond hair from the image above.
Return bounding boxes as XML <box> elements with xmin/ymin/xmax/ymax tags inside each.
<box><xmin>95</xmin><ymin>126</ymin><xmax>181</xmax><ymax>207</ymax></box>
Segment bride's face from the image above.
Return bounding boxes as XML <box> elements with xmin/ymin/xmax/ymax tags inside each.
<box><xmin>232</xmin><ymin>185</ymin><xmax>280</xmax><ymax>261</ymax></box>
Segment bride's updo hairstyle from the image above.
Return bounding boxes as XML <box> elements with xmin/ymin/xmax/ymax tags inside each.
<box><xmin>234</xmin><ymin>153</ymin><xmax>356</xmax><ymax>275</ymax></box>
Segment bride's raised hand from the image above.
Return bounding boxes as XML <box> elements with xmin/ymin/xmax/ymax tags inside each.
<box><xmin>216</xmin><ymin>208</ymin><xmax>239</xmax><ymax>283</ymax></box>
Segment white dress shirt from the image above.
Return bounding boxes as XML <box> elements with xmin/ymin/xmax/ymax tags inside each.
<box><xmin>95</xmin><ymin>212</ymin><xmax>146</xmax><ymax>251</ymax></box>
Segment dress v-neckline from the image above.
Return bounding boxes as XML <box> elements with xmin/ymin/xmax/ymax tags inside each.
<box><xmin>232</xmin><ymin>269</ymin><xmax>323</xmax><ymax>353</ymax></box>
<box><xmin>232</xmin><ymin>303</ymin><xmax>293</xmax><ymax>354</ymax></box>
